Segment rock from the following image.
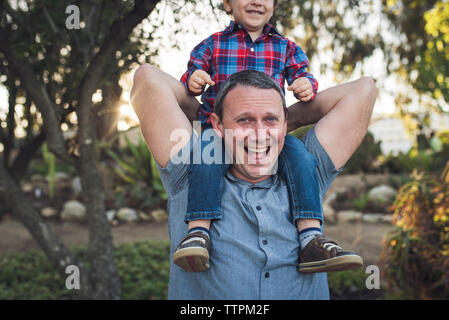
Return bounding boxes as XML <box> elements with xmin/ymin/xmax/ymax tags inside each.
<box><xmin>30</xmin><ymin>174</ymin><xmax>46</xmax><ymax>183</ymax></box>
<box><xmin>60</xmin><ymin>200</ymin><xmax>86</xmax><ymax>222</ymax></box>
<box><xmin>362</xmin><ymin>213</ymin><xmax>385</xmax><ymax>224</ymax></box>
<box><xmin>151</xmin><ymin>209</ymin><xmax>168</xmax><ymax>222</ymax></box>
<box><xmin>367</xmin><ymin>185</ymin><xmax>397</xmax><ymax>204</ymax></box>
<box><xmin>71</xmin><ymin>177</ymin><xmax>82</xmax><ymax>195</ymax></box>
<box><xmin>323</xmin><ymin>192</ymin><xmax>337</xmax><ymax>207</ymax></box>
<box><xmin>117</xmin><ymin>208</ymin><xmax>138</xmax><ymax>222</ymax></box>
<box><xmin>381</xmin><ymin>214</ymin><xmax>394</xmax><ymax>224</ymax></box>
<box><xmin>106</xmin><ymin>210</ymin><xmax>117</xmax><ymax>222</ymax></box>
<box><xmin>41</xmin><ymin>207</ymin><xmax>58</xmax><ymax>218</ymax></box>
<box><xmin>139</xmin><ymin>211</ymin><xmax>152</xmax><ymax>222</ymax></box>
<box><xmin>34</xmin><ymin>188</ymin><xmax>42</xmax><ymax>198</ymax></box>
<box><xmin>54</xmin><ymin>172</ymin><xmax>70</xmax><ymax>182</ymax></box>
<box><xmin>323</xmin><ymin>203</ymin><xmax>337</xmax><ymax>224</ymax></box>
<box><xmin>337</xmin><ymin>210</ymin><xmax>362</xmax><ymax>223</ymax></box>
<box><xmin>21</xmin><ymin>183</ymin><xmax>34</xmax><ymax>193</ymax></box>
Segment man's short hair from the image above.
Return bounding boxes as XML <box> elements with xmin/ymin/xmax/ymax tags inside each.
<box><xmin>214</xmin><ymin>70</ymin><xmax>288</xmax><ymax>121</ymax></box>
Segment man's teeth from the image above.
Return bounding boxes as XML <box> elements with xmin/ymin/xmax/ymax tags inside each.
<box><xmin>247</xmin><ymin>147</ymin><xmax>268</xmax><ymax>153</ymax></box>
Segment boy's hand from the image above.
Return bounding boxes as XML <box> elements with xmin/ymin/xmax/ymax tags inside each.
<box><xmin>287</xmin><ymin>77</ymin><xmax>314</xmax><ymax>102</ymax></box>
<box><xmin>188</xmin><ymin>70</ymin><xmax>215</xmax><ymax>95</ymax></box>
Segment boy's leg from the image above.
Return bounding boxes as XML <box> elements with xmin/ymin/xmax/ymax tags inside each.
<box><xmin>279</xmin><ymin>138</ymin><xmax>363</xmax><ymax>273</ymax></box>
<box><xmin>174</xmin><ymin>128</ymin><xmax>229</xmax><ymax>272</ymax></box>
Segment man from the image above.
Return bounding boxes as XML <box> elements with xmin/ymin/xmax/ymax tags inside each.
<box><xmin>131</xmin><ymin>67</ymin><xmax>376</xmax><ymax>299</ymax></box>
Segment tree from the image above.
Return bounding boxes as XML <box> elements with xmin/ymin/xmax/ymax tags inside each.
<box><xmin>381</xmin><ymin>0</ymin><xmax>449</xmax><ymax>109</ymax></box>
<box><xmin>0</xmin><ymin>0</ymin><xmax>163</xmax><ymax>299</ymax></box>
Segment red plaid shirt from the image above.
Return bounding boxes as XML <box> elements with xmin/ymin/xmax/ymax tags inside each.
<box><xmin>180</xmin><ymin>21</ymin><xmax>318</xmax><ymax>124</ymax></box>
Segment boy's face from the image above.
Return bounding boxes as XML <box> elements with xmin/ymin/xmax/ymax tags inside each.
<box><xmin>223</xmin><ymin>0</ymin><xmax>275</xmax><ymax>34</ymax></box>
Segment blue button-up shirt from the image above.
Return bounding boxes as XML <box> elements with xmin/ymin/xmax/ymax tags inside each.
<box><xmin>157</xmin><ymin>127</ymin><xmax>341</xmax><ymax>299</ymax></box>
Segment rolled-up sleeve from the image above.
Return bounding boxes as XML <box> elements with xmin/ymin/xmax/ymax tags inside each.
<box><xmin>302</xmin><ymin>127</ymin><xmax>343</xmax><ymax>197</ymax></box>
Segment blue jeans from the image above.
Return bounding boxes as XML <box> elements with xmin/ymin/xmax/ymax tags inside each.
<box><xmin>186</xmin><ymin>128</ymin><xmax>323</xmax><ymax>223</ymax></box>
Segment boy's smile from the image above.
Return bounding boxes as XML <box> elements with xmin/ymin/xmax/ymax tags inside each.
<box><xmin>224</xmin><ymin>0</ymin><xmax>275</xmax><ymax>40</ymax></box>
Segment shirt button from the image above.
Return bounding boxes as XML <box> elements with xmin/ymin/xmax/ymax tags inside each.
<box><xmin>250</xmin><ymin>47</ymin><xmax>255</xmax><ymax>52</ymax></box>
<box><xmin>256</xmin><ymin>205</ymin><xmax>262</xmax><ymax>211</ymax></box>
<box><xmin>263</xmin><ymin>240</ymin><xmax>268</xmax><ymax>245</ymax></box>
<box><xmin>265</xmin><ymin>272</ymin><xmax>270</xmax><ymax>278</ymax></box>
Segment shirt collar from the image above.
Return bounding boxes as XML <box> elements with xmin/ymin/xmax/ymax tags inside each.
<box><xmin>224</xmin><ymin>20</ymin><xmax>281</xmax><ymax>37</ymax></box>
<box><xmin>225</xmin><ymin>169</ymin><xmax>279</xmax><ymax>189</ymax></box>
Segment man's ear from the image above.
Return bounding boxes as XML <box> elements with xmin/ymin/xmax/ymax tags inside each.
<box><xmin>210</xmin><ymin>113</ymin><xmax>224</xmax><ymax>138</ymax></box>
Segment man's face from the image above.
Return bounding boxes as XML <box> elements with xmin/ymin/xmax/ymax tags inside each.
<box><xmin>211</xmin><ymin>85</ymin><xmax>287</xmax><ymax>183</ymax></box>
<box><xmin>223</xmin><ymin>0</ymin><xmax>275</xmax><ymax>34</ymax></box>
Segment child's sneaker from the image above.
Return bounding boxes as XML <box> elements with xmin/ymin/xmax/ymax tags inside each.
<box><xmin>297</xmin><ymin>234</ymin><xmax>363</xmax><ymax>273</ymax></box>
<box><xmin>173</xmin><ymin>231</ymin><xmax>210</xmax><ymax>272</ymax></box>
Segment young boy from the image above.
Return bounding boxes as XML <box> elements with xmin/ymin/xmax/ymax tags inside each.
<box><xmin>173</xmin><ymin>0</ymin><xmax>363</xmax><ymax>273</ymax></box>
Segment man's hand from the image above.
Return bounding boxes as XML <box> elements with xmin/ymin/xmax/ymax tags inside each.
<box><xmin>188</xmin><ymin>70</ymin><xmax>215</xmax><ymax>95</ymax></box>
<box><xmin>287</xmin><ymin>77</ymin><xmax>314</xmax><ymax>102</ymax></box>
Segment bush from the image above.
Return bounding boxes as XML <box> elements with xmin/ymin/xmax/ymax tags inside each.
<box><xmin>343</xmin><ymin>131</ymin><xmax>382</xmax><ymax>174</ymax></box>
<box><xmin>0</xmin><ymin>241</ymin><xmax>170</xmax><ymax>300</ymax></box>
<box><xmin>328</xmin><ymin>269</ymin><xmax>366</xmax><ymax>299</ymax></box>
<box><xmin>379</xmin><ymin>161</ymin><xmax>449</xmax><ymax>299</ymax></box>
<box><xmin>1</xmin><ymin>240</ymin><xmax>382</xmax><ymax>300</ymax></box>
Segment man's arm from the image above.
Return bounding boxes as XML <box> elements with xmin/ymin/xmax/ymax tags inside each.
<box><xmin>130</xmin><ymin>64</ymin><xmax>196</xmax><ymax>168</ymax></box>
<box><xmin>312</xmin><ymin>77</ymin><xmax>377</xmax><ymax>170</ymax></box>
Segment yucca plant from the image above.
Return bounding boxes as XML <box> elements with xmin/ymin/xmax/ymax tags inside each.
<box><xmin>107</xmin><ymin>134</ymin><xmax>167</xmax><ymax>202</ymax></box>
<box><xmin>380</xmin><ymin>161</ymin><xmax>449</xmax><ymax>299</ymax></box>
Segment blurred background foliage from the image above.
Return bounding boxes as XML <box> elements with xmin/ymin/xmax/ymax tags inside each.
<box><xmin>0</xmin><ymin>0</ymin><xmax>448</xmax><ymax>299</ymax></box>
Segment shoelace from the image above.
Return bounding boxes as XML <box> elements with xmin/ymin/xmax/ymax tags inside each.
<box><xmin>182</xmin><ymin>237</ymin><xmax>206</xmax><ymax>246</ymax></box>
<box><xmin>322</xmin><ymin>242</ymin><xmax>342</xmax><ymax>251</ymax></box>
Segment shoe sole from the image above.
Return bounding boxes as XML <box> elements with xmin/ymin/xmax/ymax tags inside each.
<box><xmin>298</xmin><ymin>254</ymin><xmax>363</xmax><ymax>273</ymax></box>
<box><xmin>173</xmin><ymin>247</ymin><xmax>210</xmax><ymax>272</ymax></box>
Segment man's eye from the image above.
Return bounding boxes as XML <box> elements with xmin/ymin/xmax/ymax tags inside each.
<box><xmin>266</xmin><ymin>117</ymin><xmax>278</xmax><ymax>122</ymax></box>
<box><xmin>238</xmin><ymin>118</ymin><xmax>249</xmax><ymax>123</ymax></box>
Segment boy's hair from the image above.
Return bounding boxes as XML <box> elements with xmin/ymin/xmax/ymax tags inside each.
<box><xmin>222</xmin><ymin>0</ymin><xmax>278</xmax><ymax>15</ymax></box>
<box><xmin>214</xmin><ymin>70</ymin><xmax>287</xmax><ymax>121</ymax></box>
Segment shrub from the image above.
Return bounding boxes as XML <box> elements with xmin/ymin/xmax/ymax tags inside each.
<box><xmin>1</xmin><ymin>240</ymin><xmax>382</xmax><ymax>300</ymax></box>
<box><xmin>0</xmin><ymin>241</ymin><xmax>170</xmax><ymax>300</ymax></box>
<box><xmin>379</xmin><ymin>161</ymin><xmax>449</xmax><ymax>299</ymax></box>
<box><xmin>343</xmin><ymin>131</ymin><xmax>382</xmax><ymax>174</ymax></box>
<box><xmin>327</xmin><ymin>269</ymin><xmax>366</xmax><ymax>298</ymax></box>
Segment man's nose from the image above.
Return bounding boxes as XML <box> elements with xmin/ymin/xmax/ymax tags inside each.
<box><xmin>250</xmin><ymin>0</ymin><xmax>263</xmax><ymax>6</ymax></box>
<box><xmin>249</xmin><ymin>121</ymin><xmax>269</xmax><ymax>139</ymax></box>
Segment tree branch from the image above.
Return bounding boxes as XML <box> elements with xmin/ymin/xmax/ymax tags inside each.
<box><xmin>10</xmin><ymin>131</ymin><xmax>46</xmax><ymax>181</ymax></box>
<box><xmin>0</xmin><ymin>36</ymin><xmax>74</xmax><ymax>165</ymax></box>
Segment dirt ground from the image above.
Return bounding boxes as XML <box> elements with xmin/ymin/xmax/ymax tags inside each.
<box><xmin>0</xmin><ymin>174</ymin><xmax>396</xmax><ymax>266</ymax></box>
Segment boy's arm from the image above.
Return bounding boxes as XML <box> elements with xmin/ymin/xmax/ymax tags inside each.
<box><xmin>180</xmin><ymin>36</ymin><xmax>214</xmax><ymax>96</ymax></box>
<box><xmin>285</xmin><ymin>40</ymin><xmax>319</xmax><ymax>101</ymax></box>
<box><xmin>285</xmin><ymin>40</ymin><xmax>325</xmax><ymax>131</ymax></box>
